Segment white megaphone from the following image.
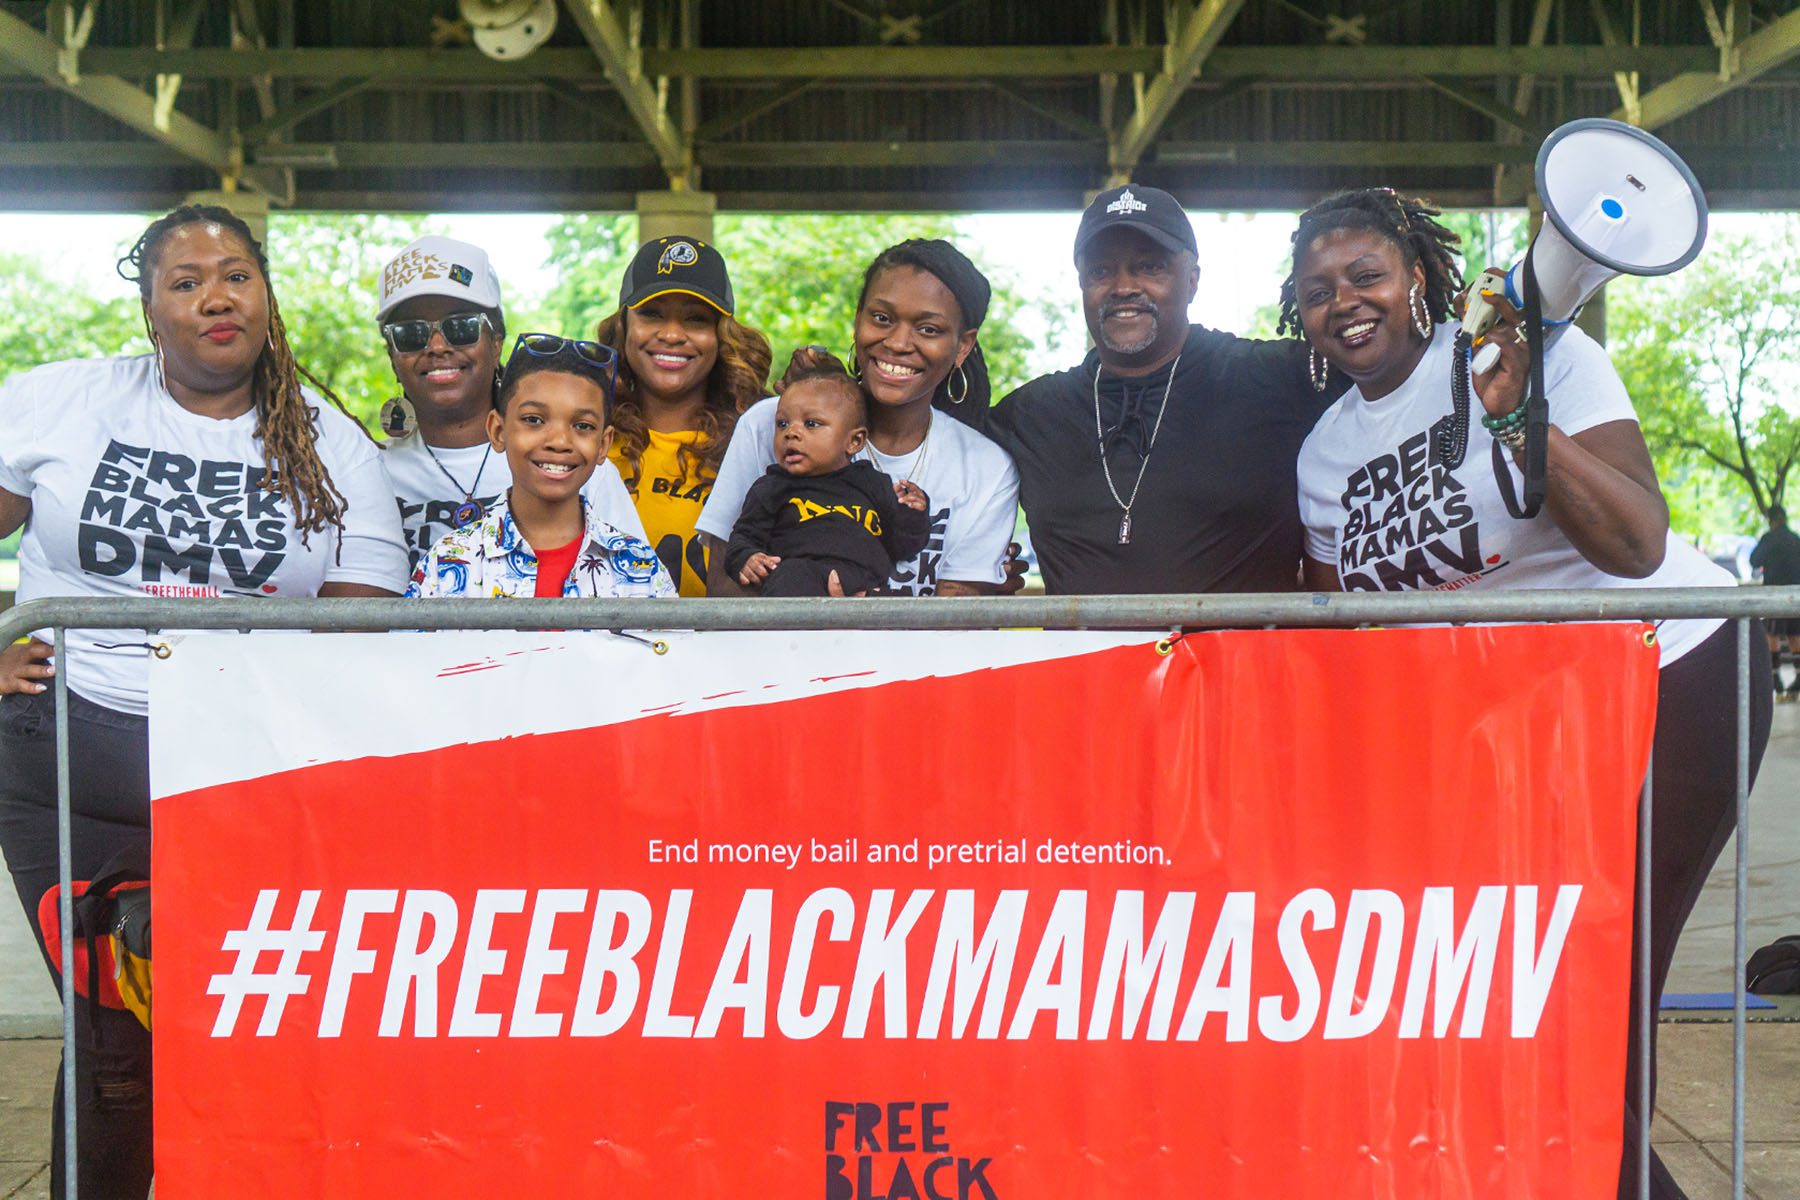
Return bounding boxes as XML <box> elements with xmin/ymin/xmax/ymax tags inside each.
<box><xmin>1462</xmin><ymin>117</ymin><xmax>1708</xmax><ymax>373</ymax></box>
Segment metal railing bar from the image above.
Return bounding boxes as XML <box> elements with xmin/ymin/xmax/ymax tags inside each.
<box><xmin>54</xmin><ymin>627</ymin><xmax>77</xmax><ymax>1200</ymax></box>
<box><xmin>1638</xmin><ymin>761</ymin><xmax>1653</xmax><ymax>1200</ymax></box>
<box><xmin>5</xmin><ymin>587</ymin><xmax>1800</xmax><ymax>642</ymax></box>
<box><xmin>1733</xmin><ymin>619</ymin><xmax>1750</xmax><ymax>1200</ymax></box>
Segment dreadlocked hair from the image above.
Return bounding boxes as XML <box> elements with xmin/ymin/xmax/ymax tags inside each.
<box><xmin>857</xmin><ymin>238</ymin><xmax>993</xmax><ymax>433</ymax></box>
<box><xmin>1277</xmin><ymin>188</ymin><xmax>1465</xmax><ymax>337</ymax></box>
<box><xmin>119</xmin><ymin>204</ymin><xmax>362</xmax><ymax>548</ymax></box>
<box><xmin>595</xmin><ymin>306</ymin><xmax>772</xmax><ymax>495</ymax></box>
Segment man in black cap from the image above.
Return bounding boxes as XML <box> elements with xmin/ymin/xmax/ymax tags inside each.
<box><xmin>989</xmin><ymin>184</ymin><xmax>1340</xmax><ymax>595</ymax></box>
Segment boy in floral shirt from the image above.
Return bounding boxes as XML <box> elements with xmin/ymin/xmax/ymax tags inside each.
<box><xmin>408</xmin><ymin>334</ymin><xmax>675</xmax><ymax>599</ymax></box>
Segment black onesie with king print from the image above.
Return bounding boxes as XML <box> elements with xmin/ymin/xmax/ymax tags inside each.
<box><xmin>725</xmin><ymin>460</ymin><xmax>931</xmax><ymax>596</ymax></box>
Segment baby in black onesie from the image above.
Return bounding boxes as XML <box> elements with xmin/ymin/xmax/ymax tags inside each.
<box><xmin>725</xmin><ymin>351</ymin><xmax>930</xmax><ymax>597</ymax></box>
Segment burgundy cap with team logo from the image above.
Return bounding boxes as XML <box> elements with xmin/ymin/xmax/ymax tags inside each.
<box><xmin>1073</xmin><ymin>184</ymin><xmax>1199</xmax><ymax>262</ymax></box>
<box><xmin>618</xmin><ymin>236</ymin><xmax>735</xmax><ymax>317</ymax></box>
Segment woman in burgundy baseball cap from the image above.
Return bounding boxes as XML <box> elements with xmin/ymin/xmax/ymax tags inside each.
<box><xmin>593</xmin><ymin>235</ymin><xmax>773</xmax><ymax>596</ymax></box>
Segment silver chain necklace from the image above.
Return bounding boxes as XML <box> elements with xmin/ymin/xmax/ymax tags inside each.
<box><xmin>1092</xmin><ymin>352</ymin><xmax>1180</xmax><ymax>545</ymax></box>
<box><xmin>423</xmin><ymin>440</ymin><xmax>492</xmax><ymax>527</ymax></box>
<box><xmin>862</xmin><ymin>411</ymin><xmax>932</xmax><ymax>485</ymax></box>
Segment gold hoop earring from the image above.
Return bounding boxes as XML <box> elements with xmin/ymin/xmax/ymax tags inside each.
<box><xmin>1410</xmin><ymin>281</ymin><xmax>1433</xmax><ymax>338</ymax></box>
<box><xmin>1308</xmin><ymin>346</ymin><xmax>1329</xmax><ymax>393</ymax></box>
<box><xmin>946</xmin><ymin>362</ymin><xmax>969</xmax><ymax>405</ymax></box>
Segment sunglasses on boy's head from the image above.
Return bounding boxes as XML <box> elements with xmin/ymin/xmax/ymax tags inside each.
<box><xmin>381</xmin><ymin>311</ymin><xmax>495</xmax><ymax>354</ymax></box>
<box><xmin>506</xmin><ymin>333</ymin><xmax>619</xmax><ymax>390</ymax></box>
<box><xmin>510</xmin><ymin>332</ymin><xmax>617</xmax><ymax>370</ymax></box>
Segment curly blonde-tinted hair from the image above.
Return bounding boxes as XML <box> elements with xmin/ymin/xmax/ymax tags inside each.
<box><xmin>595</xmin><ymin>306</ymin><xmax>772</xmax><ymax>491</ymax></box>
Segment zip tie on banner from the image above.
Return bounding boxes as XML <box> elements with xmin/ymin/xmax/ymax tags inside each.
<box><xmin>608</xmin><ymin>629</ymin><xmax>670</xmax><ymax>655</ymax></box>
<box><xmin>91</xmin><ymin>640</ymin><xmax>171</xmax><ymax>659</ymax></box>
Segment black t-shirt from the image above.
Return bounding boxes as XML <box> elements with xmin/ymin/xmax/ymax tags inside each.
<box><xmin>989</xmin><ymin>325</ymin><xmax>1339</xmax><ymax>595</ymax></box>
<box><xmin>724</xmin><ymin>460</ymin><xmax>930</xmax><ymax>581</ymax></box>
<box><xmin>1752</xmin><ymin>526</ymin><xmax>1800</xmax><ymax>586</ymax></box>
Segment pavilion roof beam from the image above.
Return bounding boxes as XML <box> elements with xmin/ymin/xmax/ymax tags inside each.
<box><xmin>1618</xmin><ymin>3</ymin><xmax>1800</xmax><ymax>128</ymax></box>
<box><xmin>0</xmin><ymin>8</ymin><xmax>286</xmax><ymax>200</ymax></box>
<box><xmin>1495</xmin><ymin>0</ymin><xmax>1557</xmax><ymax>205</ymax></box>
<box><xmin>239</xmin><ymin>78</ymin><xmax>369</xmax><ymax>145</ymax></box>
<box><xmin>69</xmin><ymin>136</ymin><xmax>1800</xmax><ymax>171</ymax></box>
<box><xmin>1423</xmin><ymin>75</ymin><xmax>1549</xmax><ymax>137</ymax></box>
<box><xmin>49</xmin><ymin>43</ymin><xmax>1725</xmax><ymax>83</ymax></box>
<box><xmin>1587</xmin><ymin>0</ymin><xmax>1641</xmax><ymax>125</ymax></box>
<box><xmin>230</xmin><ymin>0</ymin><xmax>297</xmax><ymax>204</ymax></box>
<box><xmin>557</xmin><ymin>0</ymin><xmax>689</xmax><ymax>183</ymax></box>
<box><xmin>151</xmin><ymin>0</ymin><xmax>211</xmax><ymax>132</ymax></box>
<box><xmin>1109</xmin><ymin>0</ymin><xmax>1248</xmax><ymax>181</ymax></box>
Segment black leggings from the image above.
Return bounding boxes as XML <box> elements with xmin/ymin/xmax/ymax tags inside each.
<box><xmin>0</xmin><ymin>687</ymin><xmax>153</xmax><ymax>1200</ymax></box>
<box><xmin>1619</xmin><ymin>619</ymin><xmax>1772</xmax><ymax>1200</ymax></box>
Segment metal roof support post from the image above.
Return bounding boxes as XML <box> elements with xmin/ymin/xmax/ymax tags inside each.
<box><xmin>0</xmin><ymin>8</ymin><xmax>287</xmax><ymax>201</ymax></box>
<box><xmin>1621</xmin><ymin>3</ymin><xmax>1800</xmax><ymax>129</ymax></box>
<box><xmin>635</xmin><ymin>187</ymin><xmax>716</xmax><ymax>244</ymax></box>
<box><xmin>1106</xmin><ymin>0</ymin><xmax>1247</xmax><ymax>184</ymax></box>
<box><xmin>558</xmin><ymin>0</ymin><xmax>691</xmax><ymax>186</ymax></box>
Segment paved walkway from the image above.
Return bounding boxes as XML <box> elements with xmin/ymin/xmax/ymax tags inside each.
<box><xmin>3</xmin><ymin>679</ymin><xmax>1797</xmax><ymax>1196</ymax></box>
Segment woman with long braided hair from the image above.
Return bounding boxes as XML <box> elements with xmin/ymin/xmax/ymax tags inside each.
<box><xmin>1283</xmin><ymin>187</ymin><xmax>1769</xmax><ymax>1200</ymax></box>
<box><xmin>0</xmin><ymin>203</ymin><xmax>406</xmax><ymax>1197</ymax></box>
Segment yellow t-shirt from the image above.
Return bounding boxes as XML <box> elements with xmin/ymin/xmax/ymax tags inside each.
<box><xmin>610</xmin><ymin>428</ymin><xmax>714</xmax><ymax>596</ymax></box>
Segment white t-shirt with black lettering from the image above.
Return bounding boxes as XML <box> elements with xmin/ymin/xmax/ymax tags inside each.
<box><xmin>695</xmin><ymin>397</ymin><xmax>1019</xmax><ymax>593</ymax></box>
<box><xmin>380</xmin><ymin>435</ymin><xmax>646</xmax><ymax>572</ymax></box>
<box><xmin>1297</xmin><ymin>324</ymin><xmax>1730</xmax><ymax>665</ymax></box>
<box><xmin>0</xmin><ymin>354</ymin><xmax>410</xmax><ymax>714</ymax></box>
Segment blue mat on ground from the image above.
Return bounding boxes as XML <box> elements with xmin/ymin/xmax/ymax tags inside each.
<box><xmin>1660</xmin><ymin>992</ymin><xmax>1776</xmax><ymax>1010</ymax></box>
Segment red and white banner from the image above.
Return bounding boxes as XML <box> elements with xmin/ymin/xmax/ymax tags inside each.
<box><xmin>149</xmin><ymin>624</ymin><xmax>1658</xmax><ymax>1198</ymax></box>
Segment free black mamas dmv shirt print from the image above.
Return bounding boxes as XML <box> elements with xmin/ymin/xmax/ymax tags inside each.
<box><xmin>1295</xmin><ymin>324</ymin><xmax>1732</xmax><ymax>667</ymax></box>
<box><xmin>0</xmin><ymin>355</ymin><xmax>408</xmax><ymax>714</ymax></box>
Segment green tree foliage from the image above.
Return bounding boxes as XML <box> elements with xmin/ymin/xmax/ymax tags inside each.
<box><xmin>0</xmin><ymin>252</ymin><xmax>147</xmax><ymax>385</ymax></box>
<box><xmin>264</xmin><ymin>212</ymin><xmax>428</xmax><ymax>427</ymax></box>
<box><xmin>1438</xmin><ymin>210</ymin><xmax>1530</xmax><ymax>283</ymax></box>
<box><xmin>1611</xmin><ymin>221</ymin><xmax>1800</xmax><ymax>534</ymax></box>
<box><xmin>538</xmin><ymin>213</ymin><xmax>1066</xmax><ymax>400</ymax></box>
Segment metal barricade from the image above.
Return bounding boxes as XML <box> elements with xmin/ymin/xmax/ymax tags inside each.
<box><xmin>2</xmin><ymin>585</ymin><xmax>1790</xmax><ymax>1200</ymax></box>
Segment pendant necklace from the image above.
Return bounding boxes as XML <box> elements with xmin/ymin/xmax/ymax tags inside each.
<box><xmin>1092</xmin><ymin>352</ymin><xmax>1180</xmax><ymax>545</ymax></box>
<box><xmin>865</xmin><ymin>411</ymin><xmax>932</xmax><ymax>487</ymax></box>
<box><xmin>424</xmin><ymin>440</ymin><xmax>492</xmax><ymax>527</ymax></box>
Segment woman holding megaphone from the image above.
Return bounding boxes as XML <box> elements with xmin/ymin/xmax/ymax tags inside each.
<box><xmin>1280</xmin><ymin>185</ymin><xmax>1768</xmax><ymax>1200</ymax></box>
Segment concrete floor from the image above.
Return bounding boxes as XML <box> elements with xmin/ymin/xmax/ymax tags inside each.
<box><xmin>2</xmin><ymin>684</ymin><xmax>1797</xmax><ymax>1197</ymax></box>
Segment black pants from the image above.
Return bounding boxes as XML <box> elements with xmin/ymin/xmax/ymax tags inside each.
<box><xmin>1618</xmin><ymin>620</ymin><xmax>1772</xmax><ymax>1200</ymax></box>
<box><xmin>0</xmin><ymin>687</ymin><xmax>153</xmax><ymax>1200</ymax></box>
<box><xmin>762</xmin><ymin>555</ymin><xmax>885</xmax><ymax>597</ymax></box>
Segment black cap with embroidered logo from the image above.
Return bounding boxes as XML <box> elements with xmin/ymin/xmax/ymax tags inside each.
<box><xmin>1073</xmin><ymin>184</ymin><xmax>1198</xmax><ymax>263</ymax></box>
<box><xmin>618</xmin><ymin>236</ymin><xmax>735</xmax><ymax>317</ymax></box>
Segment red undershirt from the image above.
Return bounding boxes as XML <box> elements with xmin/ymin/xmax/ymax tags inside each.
<box><xmin>533</xmin><ymin>533</ymin><xmax>584</xmax><ymax>597</ymax></box>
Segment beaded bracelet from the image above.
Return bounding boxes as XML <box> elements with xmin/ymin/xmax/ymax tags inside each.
<box><xmin>1492</xmin><ymin>418</ymin><xmax>1529</xmax><ymax>451</ymax></box>
<box><xmin>1480</xmin><ymin>403</ymin><xmax>1528</xmax><ymax>432</ymax></box>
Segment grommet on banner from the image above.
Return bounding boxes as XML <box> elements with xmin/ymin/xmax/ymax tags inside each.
<box><xmin>607</xmin><ymin>629</ymin><xmax>670</xmax><ymax>655</ymax></box>
<box><xmin>151</xmin><ymin>643</ymin><xmax>172</xmax><ymax>660</ymax></box>
<box><xmin>1155</xmin><ymin>629</ymin><xmax>1185</xmax><ymax>656</ymax></box>
<box><xmin>1643</xmin><ymin>629</ymin><xmax>1658</xmax><ymax>648</ymax></box>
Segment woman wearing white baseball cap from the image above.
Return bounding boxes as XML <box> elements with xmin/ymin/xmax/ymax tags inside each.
<box><xmin>374</xmin><ymin>234</ymin><xmax>646</xmax><ymax>568</ymax></box>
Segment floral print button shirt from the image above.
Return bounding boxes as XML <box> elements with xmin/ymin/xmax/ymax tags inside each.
<box><xmin>407</xmin><ymin>491</ymin><xmax>676</xmax><ymax>599</ymax></box>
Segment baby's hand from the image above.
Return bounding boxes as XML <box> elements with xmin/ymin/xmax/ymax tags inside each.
<box><xmin>738</xmin><ymin>553</ymin><xmax>780</xmax><ymax>586</ymax></box>
<box><xmin>894</xmin><ymin>479</ymin><xmax>928</xmax><ymax>512</ymax></box>
<box><xmin>0</xmin><ymin>639</ymin><xmax>54</xmax><ymax>696</ymax></box>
